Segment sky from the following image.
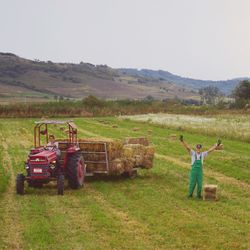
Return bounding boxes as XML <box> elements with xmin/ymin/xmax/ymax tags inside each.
<box><xmin>0</xmin><ymin>0</ymin><xmax>250</xmax><ymax>80</ymax></box>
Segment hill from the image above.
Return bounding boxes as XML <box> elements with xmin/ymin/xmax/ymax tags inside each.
<box><xmin>118</xmin><ymin>68</ymin><xmax>250</xmax><ymax>95</ymax></box>
<box><xmin>0</xmin><ymin>53</ymin><xmax>197</xmax><ymax>103</ymax></box>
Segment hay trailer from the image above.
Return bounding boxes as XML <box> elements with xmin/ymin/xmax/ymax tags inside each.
<box><xmin>16</xmin><ymin>120</ymin><xmax>85</xmax><ymax>195</ymax></box>
<box><xmin>16</xmin><ymin>120</ymin><xmax>155</xmax><ymax>195</ymax></box>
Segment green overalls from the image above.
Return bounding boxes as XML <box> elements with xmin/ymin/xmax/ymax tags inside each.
<box><xmin>189</xmin><ymin>153</ymin><xmax>203</xmax><ymax>198</ymax></box>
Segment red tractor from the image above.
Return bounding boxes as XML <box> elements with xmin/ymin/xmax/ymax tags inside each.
<box><xmin>16</xmin><ymin>120</ymin><xmax>85</xmax><ymax>195</ymax></box>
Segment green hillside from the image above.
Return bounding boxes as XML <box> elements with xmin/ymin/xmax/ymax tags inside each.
<box><xmin>0</xmin><ymin>53</ymin><xmax>198</xmax><ymax>103</ymax></box>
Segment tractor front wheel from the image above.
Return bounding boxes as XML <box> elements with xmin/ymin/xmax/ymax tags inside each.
<box><xmin>67</xmin><ymin>153</ymin><xmax>85</xmax><ymax>189</ymax></box>
<box><xmin>16</xmin><ymin>174</ymin><xmax>25</xmax><ymax>195</ymax></box>
<box><xmin>57</xmin><ymin>174</ymin><xmax>64</xmax><ymax>195</ymax></box>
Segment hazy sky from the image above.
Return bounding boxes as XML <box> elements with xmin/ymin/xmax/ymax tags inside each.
<box><xmin>1</xmin><ymin>0</ymin><xmax>250</xmax><ymax>80</ymax></box>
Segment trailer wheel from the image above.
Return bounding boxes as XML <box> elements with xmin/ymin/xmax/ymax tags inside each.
<box><xmin>16</xmin><ymin>174</ymin><xmax>25</xmax><ymax>195</ymax></box>
<box><xmin>123</xmin><ymin>169</ymin><xmax>138</xmax><ymax>179</ymax></box>
<box><xmin>57</xmin><ymin>174</ymin><xmax>64</xmax><ymax>195</ymax></box>
<box><xmin>67</xmin><ymin>153</ymin><xmax>85</xmax><ymax>189</ymax></box>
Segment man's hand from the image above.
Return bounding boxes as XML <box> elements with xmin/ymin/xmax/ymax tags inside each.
<box><xmin>217</xmin><ymin>139</ymin><xmax>222</xmax><ymax>146</ymax></box>
<box><xmin>179</xmin><ymin>135</ymin><xmax>184</xmax><ymax>142</ymax></box>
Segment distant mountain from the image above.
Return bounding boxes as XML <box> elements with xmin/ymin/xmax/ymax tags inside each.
<box><xmin>0</xmin><ymin>53</ymin><xmax>199</xmax><ymax>103</ymax></box>
<box><xmin>118</xmin><ymin>68</ymin><xmax>250</xmax><ymax>95</ymax></box>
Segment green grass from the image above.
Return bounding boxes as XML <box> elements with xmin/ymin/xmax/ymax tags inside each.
<box><xmin>0</xmin><ymin>116</ymin><xmax>249</xmax><ymax>249</ymax></box>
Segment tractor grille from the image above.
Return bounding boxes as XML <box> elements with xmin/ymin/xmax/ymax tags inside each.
<box><xmin>29</xmin><ymin>164</ymin><xmax>50</xmax><ymax>177</ymax></box>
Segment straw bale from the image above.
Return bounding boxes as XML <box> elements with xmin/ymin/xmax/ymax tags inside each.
<box><xmin>122</xmin><ymin>158</ymin><xmax>134</xmax><ymax>172</ymax></box>
<box><xmin>204</xmin><ymin>184</ymin><xmax>217</xmax><ymax>192</ymax></box>
<box><xmin>144</xmin><ymin>146</ymin><xmax>155</xmax><ymax>156</ymax></box>
<box><xmin>203</xmin><ymin>184</ymin><xmax>218</xmax><ymax>201</ymax></box>
<box><xmin>132</xmin><ymin>127</ymin><xmax>140</xmax><ymax>131</ymax></box>
<box><xmin>124</xmin><ymin>137</ymin><xmax>149</xmax><ymax>146</ymax></box>
<box><xmin>169</xmin><ymin>134</ymin><xmax>177</xmax><ymax>141</ymax></box>
<box><xmin>76</xmin><ymin>137</ymin><xmax>155</xmax><ymax>175</ymax></box>
<box><xmin>142</xmin><ymin>155</ymin><xmax>154</xmax><ymax>169</ymax></box>
<box><xmin>109</xmin><ymin>159</ymin><xmax>125</xmax><ymax>175</ymax></box>
<box><xmin>122</xmin><ymin>144</ymin><xmax>145</xmax><ymax>156</ymax></box>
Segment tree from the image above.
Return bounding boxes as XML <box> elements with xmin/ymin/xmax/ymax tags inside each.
<box><xmin>233</xmin><ymin>80</ymin><xmax>250</xmax><ymax>100</ymax></box>
<box><xmin>82</xmin><ymin>95</ymin><xmax>105</xmax><ymax>107</ymax></box>
<box><xmin>144</xmin><ymin>95</ymin><xmax>154</xmax><ymax>101</ymax></box>
<box><xmin>199</xmin><ymin>86</ymin><xmax>221</xmax><ymax>104</ymax></box>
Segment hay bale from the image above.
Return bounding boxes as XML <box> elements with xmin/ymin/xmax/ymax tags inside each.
<box><xmin>132</xmin><ymin>127</ymin><xmax>140</xmax><ymax>131</ymax></box>
<box><xmin>203</xmin><ymin>184</ymin><xmax>218</xmax><ymax>201</ymax></box>
<box><xmin>204</xmin><ymin>185</ymin><xmax>217</xmax><ymax>192</ymax></box>
<box><xmin>109</xmin><ymin>159</ymin><xmax>125</xmax><ymax>175</ymax></box>
<box><xmin>123</xmin><ymin>137</ymin><xmax>149</xmax><ymax>146</ymax></box>
<box><xmin>142</xmin><ymin>155</ymin><xmax>154</xmax><ymax>169</ymax></box>
<box><xmin>169</xmin><ymin>134</ymin><xmax>177</xmax><ymax>141</ymax></box>
<box><xmin>144</xmin><ymin>145</ymin><xmax>155</xmax><ymax>156</ymax></box>
<box><xmin>77</xmin><ymin>137</ymin><xmax>155</xmax><ymax>175</ymax></box>
<box><xmin>122</xmin><ymin>158</ymin><xmax>134</xmax><ymax>172</ymax></box>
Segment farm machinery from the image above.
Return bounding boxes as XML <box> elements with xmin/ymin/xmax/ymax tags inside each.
<box><xmin>16</xmin><ymin>120</ymin><xmax>85</xmax><ymax>195</ymax></box>
<box><xmin>16</xmin><ymin>120</ymin><xmax>155</xmax><ymax>195</ymax></box>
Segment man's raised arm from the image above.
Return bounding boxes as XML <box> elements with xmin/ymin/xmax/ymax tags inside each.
<box><xmin>179</xmin><ymin>135</ymin><xmax>192</xmax><ymax>153</ymax></box>
<box><xmin>207</xmin><ymin>139</ymin><xmax>222</xmax><ymax>153</ymax></box>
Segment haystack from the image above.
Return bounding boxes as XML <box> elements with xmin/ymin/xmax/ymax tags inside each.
<box><xmin>203</xmin><ymin>184</ymin><xmax>218</xmax><ymax>201</ymax></box>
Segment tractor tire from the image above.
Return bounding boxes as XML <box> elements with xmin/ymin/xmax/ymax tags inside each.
<box><xmin>66</xmin><ymin>153</ymin><xmax>85</xmax><ymax>189</ymax></box>
<box><xmin>16</xmin><ymin>174</ymin><xmax>25</xmax><ymax>195</ymax></box>
<box><xmin>57</xmin><ymin>174</ymin><xmax>64</xmax><ymax>195</ymax></box>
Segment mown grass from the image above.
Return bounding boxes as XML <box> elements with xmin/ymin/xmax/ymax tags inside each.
<box><xmin>0</xmin><ymin>116</ymin><xmax>249</xmax><ymax>249</ymax></box>
<box><xmin>122</xmin><ymin>113</ymin><xmax>250</xmax><ymax>143</ymax></box>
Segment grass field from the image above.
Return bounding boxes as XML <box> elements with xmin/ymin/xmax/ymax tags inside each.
<box><xmin>0</xmin><ymin>116</ymin><xmax>249</xmax><ymax>249</ymax></box>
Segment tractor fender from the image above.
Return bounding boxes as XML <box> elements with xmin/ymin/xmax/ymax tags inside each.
<box><xmin>66</xmin><ymin>146</ymin><xmax>80</xmax><ymax>154</ymax></box>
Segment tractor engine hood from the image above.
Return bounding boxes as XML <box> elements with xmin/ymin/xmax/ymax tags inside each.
<box><xmin>29</xmin><ymin>150</ymin><xmax>56</xmax><ymax>163</ymax></box>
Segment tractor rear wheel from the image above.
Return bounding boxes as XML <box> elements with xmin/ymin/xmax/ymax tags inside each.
<box><xmin>67</xmin><ymin>153</ymin><xmax>85</xmax><ymax>189</ymax></box>
<box><xmin>57</xmin><ymin>174</ymin><xmax>64</xmax><ymax>195</ymax></box>
<box><xmin>16</xmin><ymin>174</ymin><xmax>25</xmax><ymax>195</ymax></box>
